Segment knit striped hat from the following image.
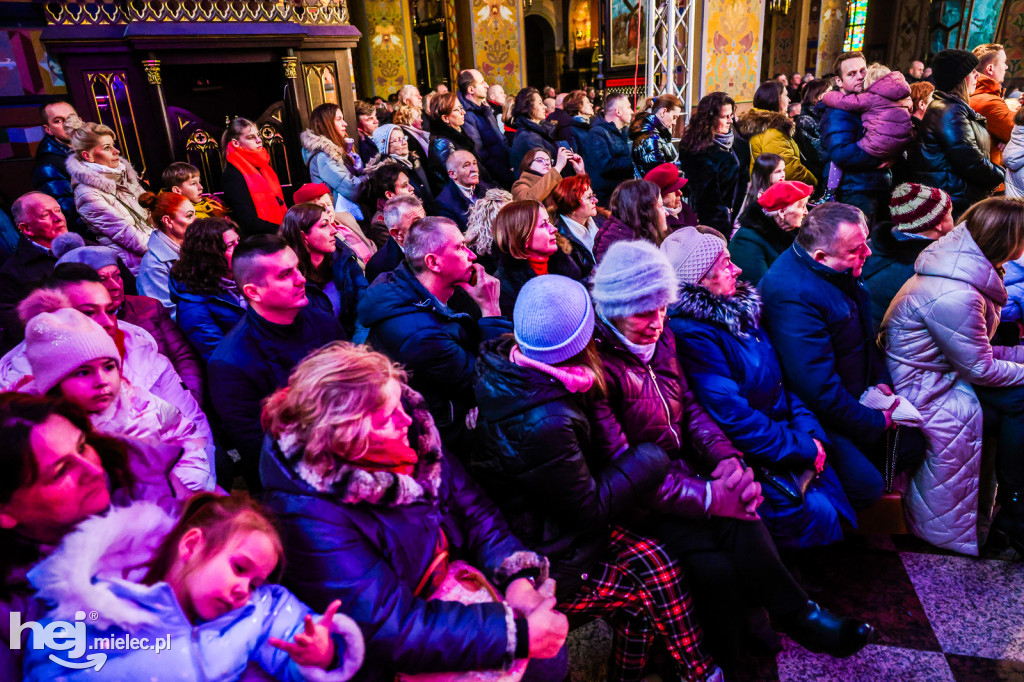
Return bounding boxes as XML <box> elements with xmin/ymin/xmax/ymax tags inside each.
<box><xmin>890</xmin><ymin>183</ymin><xmax>952</xmax><ymax>234</ymax></box>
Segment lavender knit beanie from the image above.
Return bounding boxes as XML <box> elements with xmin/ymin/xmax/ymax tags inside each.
<box><xmin>514</xmin><ymin>275</ymin><xmax>595</xmax><ymax>364</ymax></box>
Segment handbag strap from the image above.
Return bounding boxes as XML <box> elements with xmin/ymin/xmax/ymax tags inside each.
<box><xmin>884</xmin><ymin>426</ymin><xmax>901</xmax><ymax>494</ymax></box>
<box><xmin>412</xmin><ymin>529</ymin><xmax>450</xmax><ymax>599</ymax></box>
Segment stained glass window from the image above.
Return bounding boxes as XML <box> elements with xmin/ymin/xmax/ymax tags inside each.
<box><xmin>843</xmin><ymin>0</ymin><xmax>868</xmax><ymax>51</ymax></box>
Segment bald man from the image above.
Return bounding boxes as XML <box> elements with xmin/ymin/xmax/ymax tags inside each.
<box><xmin>435</xmin><ymin>150</ymin><xmax>490</xmax><ymax>231</ymax></box>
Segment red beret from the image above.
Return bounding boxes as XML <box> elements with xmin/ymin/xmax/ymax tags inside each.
<box><xmin>757</xmin><ymin>181</ymin><xmax>813</xmax><ymax>213</ymax></box>
<box><xmin>292</xmin><ymin>183</ymin><xmax>331</xmax><ymax>206</ymax></box>
<box><xmin>643</xmin><ymin>163</ymin><xmax>687</xmax><ymax>195</ymax></box>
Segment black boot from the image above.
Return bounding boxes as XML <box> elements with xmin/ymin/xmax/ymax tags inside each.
<box><xmin>776</xmin><ymin>600</ymin><xmax>874</xmax><ymax>658</ymax></box>
<box><xmin>989</xmin><ymin>491</ymin><xmax>1024</xmax><ymax>554</ymax></box>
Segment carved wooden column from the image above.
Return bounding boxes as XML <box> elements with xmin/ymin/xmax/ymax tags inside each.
<box><xmin>142</xmin><ymin>56</ymin><xmax>175</xmax><ymax>159</ymax></box>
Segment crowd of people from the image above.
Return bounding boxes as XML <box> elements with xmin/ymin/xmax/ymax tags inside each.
<box><xmin>2</xmin><ymin>43</ymin><xmax>1024</xmax><ymax>682</ymax></box>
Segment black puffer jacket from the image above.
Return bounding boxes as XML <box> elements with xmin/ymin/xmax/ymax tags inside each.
<box><xmin>31</xmin><ymin>135</ymin><xmax>84</xmax><ymax>234</ymax></box>
<box><xmin>472</xmin><ymin>335</ymin><xmax>670</xmax><ymax>598</ymax></box>
<box><xmin>630</xmin><ymin>112</ymin><xmax>678</xmax><ymax>177</ymax></box>
<box><xmin>427</xmin><ymin>119</ymin><xmax>478</xmax><ymax>195</ymax></box>
<box><xmin>793</xmin><ymin>105</ymin><xmax>827</xmax><ymax>194</ymax></box>
<box><xmin>908</xmin><ymin>91</ymin><xmax>1004</xmax><ymax>215</ymax></box>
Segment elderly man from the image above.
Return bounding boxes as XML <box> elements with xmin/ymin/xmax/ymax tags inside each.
<box><xmin>359</xmin><ymin>216</ymin><xmax>509</xmax><ymax>452</ymax></box>
<box><xmin>365</xmin><ymin>194</ymin><xmax>425</xmax><ymax>284</ymax></box>
<box><xmin>970</xmin><ymin>43</ymin><xmax>1020</xmax><ymax>165</ymax></box>
<box><xmin>759</xmin><ymin>202</ymin><xmax>917</xmax><ymax>511</ymax></box>
<box><xmin>31</xmin><ymin>101</ymin><xmax>85</xmax><ymax>234</ymax></box>
<box><xmin>0</xmin><ymin>192</ymin><xmax>69</xmax><ymax>349</ymax></box>
<box><xmin>458</xmin><ymin>69</ymin><xmax>513</xmax><ymax>187</ymax></box>
<box><xmin>435</xmin><ymin>150</ymin><xmax>489</xmax><ymax>232</ymax></box>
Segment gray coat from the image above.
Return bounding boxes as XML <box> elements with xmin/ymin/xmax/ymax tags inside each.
<box><xmin>881</xmin><ymin>224</ymin><xmax>1024</xmax><ymax>555</ymax></box>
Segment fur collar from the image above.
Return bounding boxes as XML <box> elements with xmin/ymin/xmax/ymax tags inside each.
<box><xmin>736</xmin><ymin>108</ymin><xmax>795</xmax><ymax>138</ymax></box>
<box><xmin>300</xmin><ymin>129</ymin><xmax>350</xmax><ymax>166</ymax></box>
<box><xmin>673</xmin><ymin>281</ymin><xmax>762</xmax><ymax>339</ymax></box>
<box><xmin>28</xmin><ymin>502</ymin><xmax>178</xmax><ymax>630</ymax></box>
<box><xmin>279</xmin><ymin>384</ymin><xmax>444</xmax><ymax>504</ymax></box>
<box><xmin>66</xmin><ymin>155</ymin><xmax>141</xmax><ymax>195</ymax></box>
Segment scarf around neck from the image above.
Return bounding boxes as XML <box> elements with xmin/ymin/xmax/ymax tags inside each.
<box><xmin>225</xmin><ymin>145</ymin><xmax>286</xmax><ymax>225</ymax></box>
<box><xmin>714</xmin><ymin>131</ymin><xmax>734</xmax><ymax>151</ymax></box>
<box><xmin>603</xmin><ymin>314</ymin><xmax>658</xmax><ymax>363</ymax></box>
<box><xmin>510</xmin><ymin>344</ymin><xmax>595</xmax><ymax>393</ymax></box>
<box><xmin>356</xmin><ymin>436</ymin><xmax>419</xmax><ymax>476</ymax></box>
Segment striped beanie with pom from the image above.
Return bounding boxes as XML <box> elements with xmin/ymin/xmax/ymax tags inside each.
<box><xmin>890</xmin><ymin>183</ymin><xmax>952</xmax><ymax>234</ymax></box>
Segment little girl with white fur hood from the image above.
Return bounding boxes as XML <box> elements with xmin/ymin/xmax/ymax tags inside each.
<box><xmin>20</xmin><ymin>291</ymin><xmax>216</xmax><ymax>494</ymax></box>
<box><xmin>22</xmin><ymin>494</ymin><xmax>364</xmax><ymax>681</ymax></box>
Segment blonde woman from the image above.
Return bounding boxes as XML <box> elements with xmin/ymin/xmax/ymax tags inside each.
<box><xmin>66</xmin><ymin>122</ymin><xmax>151</xmax><ymax>273</ymax></box>
<box><xmin>466</xmin><ymin>187</ymin><xmax>512</xmax><ymax>273</ymax></box>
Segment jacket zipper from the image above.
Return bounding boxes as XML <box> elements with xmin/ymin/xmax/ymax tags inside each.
<box><xmin>647</xmin><ymin>364</ymin><xmax>681</xmax><ymax>450</ymax></box>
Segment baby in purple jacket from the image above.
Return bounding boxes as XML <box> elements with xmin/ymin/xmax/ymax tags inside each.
<box><xmin>822</xmin><ymin>64</ymin><xmax>914</xmax><ymax>161</ymax></box>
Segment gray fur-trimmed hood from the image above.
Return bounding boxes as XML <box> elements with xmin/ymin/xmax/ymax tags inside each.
<box><xmin>672</xmin><ymin>280</ymin><xmax>762</xmax><ymax>339</ymax></box>
<box><xmin>66</xmin><ymin>155</ymin><xmax>142</xmax><ymax>196</ymax></box>
<box><xmin>301</xmin><ymin>129</ymin><xmax>350</xmax><ymax>166</ymax></box>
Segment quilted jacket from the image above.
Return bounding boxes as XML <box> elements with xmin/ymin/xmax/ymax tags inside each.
<box><xmin>820</xmin><ymin>101</ymin><xmax>891</xmax><ymax>194</ymax></box>
<box><xmin>880</xmin><ymin>223</ymin><xmax>1024</xmax><ymax>555</ymax></box>
<box><xmin>31</xmin><ymin>134</ymin><xmax>83</xmax><ymax>233</ymax></box>
<box><xmin>66</xmin><ymin>155</ymin><xmax>152</xmax><ymax>274</ymax></box>
<box><xmin>1001</xmin><ymin>125</ymin><xmax>1024</xmax><ymax>199</ymax></box>
<box><xmin>629</xmin><ymin>111</ymin><xmax>678</xmax><ymax>178</ymax></box>
<box><xmin>735</xmin><ymin>108</ymin><xmax>817</xmax><ymax>186</ymax></box>
<box><xmin>820</xmin><ymin>72</ymin><xmax>914</xmax><ymax>160</ymax></box>
<box><xmin>121</xmin><ymin>293</ymin><xmax>205</xmax><ymax>404</ymax></box>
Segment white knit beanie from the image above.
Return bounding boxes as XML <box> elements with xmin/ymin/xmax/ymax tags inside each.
<box><xmin>661</xmin><ymin>227</ymin><xmax>727</xmax><ymax>284</ymax></box>
<box><xmin>24</xmin><ymin>308</ymin><xmax>121</xmax><ymax>394</ymax></box>
<box><xmin>591</xmin><ymin>240</ymin><xmax>678</xmax><ymax>318</ymax></box>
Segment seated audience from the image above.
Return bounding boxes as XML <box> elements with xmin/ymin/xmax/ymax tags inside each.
<box><xmin>512</xmin><ymin>147</ymin><xmax>581</xmax><ymax>205</ymax></box>
<box><xmin>465</xmin><ymin>188</ymin><xmax>513</xmax><ymax>274</ymax></box>
<box><xmin>23</xmin><ymin>494</ymin><xmax>364</xmax><ymax>681</ymax></box>
<box><xmin>458</xmin><ymin>68</ymin><xmax>514</xmax><ymax>188</ymax></box>
<box><xmin>584</xmin><ymin>93</ymin><xmax>635</xmax><ymax>205</ymax></box>
<box><xmin>362</xmin><ymin>161</ymin><xmax>419</xmax><ymax>247</ymax></box>
<box><xmin>169</xmin><ymin>217</ymin><xmax>244</xmax><ymax>361</ymax></box>
<box><xmin>731</xmin><ymin>180</ymin><xmax>813</xmax><ymax>284</ymax></box>
<box><xmin>493</xmin><ymin>200</ymin><xmax>582</xmax><ymax>315</ymax></box>
<box><xmin>136</xmin><ymin>191</ymin><xmax>194</xmax><ymax>315</ymax></box>
<box><xmin>555</xmin><ymin>90</ymin><xmax>593</xmax><ymax>153</ymax></box>
<box><xmin>292</xmin><ymin>182</ymin><xmax>375</xmax><ymax>265</ymax></box>
<box><xmin>31</xmin><ymin>101</ymin><xmax>84</xmax><ymax>234</ymax></box>
<box><xmin>355</xmin><ymin>100</ymin><xmax>380</xmax><ymax>164</ymax></box>
<box><xmin>208</xmin><ymin>235</ymin><xmax>344</xmax><ymax>490</ymax></box>
<box><xmin>643</xmin><ymin>162</ymin><xmax>699</xmax><ymax>233</ymax></box>
<box><xmin>679</xmin><ymin>92</ymin><xmax>743</xmax><ymax>235</ymax></box>
<box><xmin>393</xmin><ymin>104</ymin><xmax>431</xmax><ymax>172</ymax></box>
<box><xmin>436</xmin><ymin>150</ymin><xmax>489</xmax><ymax>232</ymax></box>
<box><xmin>550</xmin><ymin>174</ymin><xmax>601</xmax><ymax>278</ymax></box>
<box><xmin>220</xmin><ymin>117</ymin><xmax>286</xmax><ymax>236</ymax></box>
<box><xmin>365</xmin><ymin>194</ymin><xmax>424</xmax><ymax>285</ymax></box>
<box><xmin>427</xmin><ymin>92</ymin><xmax>477</xmax><ymax>193</ymax></box>
<box><xmin>370</xmin><ymin>124</ymin><xmax>435</xmax><ymax>209</ymax></box>
<box><xmin>162</xmin><ymin>161</ymin><xmax>228</xmax><ymax>219</ymax></box>
<box><xmin>260</xmin><ymin>343</ymin><xmax>569</xmax><ymax>680</ymax></box>
<box><xmin>358</xmin><ymin>216</ymin><xmax>510</xmax><ymax>452</ymax></box>
<box><xmin>279</xmin><ymin>202</ymin><xmax>368</xmax><ymax>338</ymax></box>
<box><xmin>510</xmin><ymin>87</ymin><xmax>559</xmax><ymax>173</ymax></box>
<box><xmin>863</xmin><ymin>183</ymin><xmax>954</xmax><ymax>332</ymax></box>
<box><xmin>882</xmin><ymin>197</ymin><xmax>1024</xmax><ymax>555</ymax></box>
<box><xmin>67</xmin><ymin>122</ymin><xmax>152</xmax><ymax>273</ymax></box>
<box><xmin>301</xmin><ymin>102</ymin><xmax>367</xmax><ymax>221</ymax></box>
<box><xmin>593</xmin><ymin>179</ymin><xmax>666</xmax><ymax>262</ymax></box>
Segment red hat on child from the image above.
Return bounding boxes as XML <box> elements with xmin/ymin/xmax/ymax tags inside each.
<box><xmin>757</xmin><ymin>181</ymin><xmax>813</xmax><ymax>213</ymax></box>
<box><xmin>644</xmin><ymin>163</ymin><xmax>688</xmax><ymax>196</ymax></box>
<box><xmin>293</xmin><ymin>183</ymin><xmax>331</xmax><ymax>205</ymax></box>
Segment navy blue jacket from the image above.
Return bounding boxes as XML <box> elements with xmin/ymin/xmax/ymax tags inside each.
<box><xmin>31</xmin><ymin>135</ymin><xmax>84</xmax><ymax>234</ymax></box>
<box><xmin>759</xmin><ymin>244</ymin><xmax>890</xmax><ymax>445</ymax></box>
<box><xmin>509</xmin><ymin>118</ymin><xmax>558</xmax><ymax>176</ymax></box>
<box><xmin>365</xmin><ymin>236</ymin><xmax>404</xmax><ymax>285</ymax></box>
<box><xmin>208</xmin><ymin>305</ymin><xmax>344</xmax><ymax>472</ymax></box>
<box><xmin>820</xmin><ymin>101</ymin><xmax>892</xmax><ymax>194</ymax></box>
<box><xmin>555</xmin><ymin>117</ymin><xmax>590</xmax><ymax>154</ymax></box>
<box><xmin>426</xmin><ymin>119</ymin><xmax>478</xmax><ymax>195</ymax></box>
<box><xmin>862</xmin><ymin>223</ymin><xmax>932</xmax><ymax>333</ymax></box>
<box><xmin>435</xmin><ymin>180</ymin><xmax>489</xmax><ymax>233</ymax></box>
<box><xmin>169</xmin><ymin>278</ymin><xmax>246</xmax><ymax>362</ymax></box>
<box><xmin>261</xmin><ymin>388</ymin><xmax>531</xmax><ymax>682</ymax></box>
<box><xmin>583</xmin><ymin>119</ymin><xmax>633</xmax><ymax>204</ymax></box>
<box><xmin>460</xmin><ymin>93</ymin><xmax>513</xmax><ymax>188</ymax></box>
<box><xmin>358</xmin><ymin>262</ymin><xmax>511</xmax><ymax>445</ymax></box>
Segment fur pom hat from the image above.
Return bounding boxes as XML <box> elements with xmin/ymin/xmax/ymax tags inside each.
<box><xmin>591</xmin><ymin>240</ymin><xmax>678</xmax><ymax>319</ymax></box>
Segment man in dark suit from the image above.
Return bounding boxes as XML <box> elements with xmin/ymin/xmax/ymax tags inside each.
<box><xmin>435</xmin><ymin>150</ymin><xmax>489</xmax><ymax>232</ymax></box>
<box><xmin>365</xmin><ymin>194</ymin><xmax>425</xmax><ymax>284</ymax></box>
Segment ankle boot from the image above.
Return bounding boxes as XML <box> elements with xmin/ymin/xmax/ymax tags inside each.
<box><xmin>776</xmin><ymin>600</ymin><xmax>874</xmax><ymax>658</ymax></box>
<box><xmin>989</xmin><ymin>492</ymin><xmax>1024</xmax><ymax>554</ymax></box>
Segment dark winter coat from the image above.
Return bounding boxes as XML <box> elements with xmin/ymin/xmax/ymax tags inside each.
<box><xmin>736</xmin><ymin>108</ymin><xmax>816</xmax><ymax>186</ymax></box>
<box><xmin>460</xmin><ymin>93</ymin><xmax>513</xmax><ymax>188</ymax></box>
<box><xmin>908</xmin><ymin>91</ymin><xmax>1005</xmax><ymax>215</ymax></box>
<box><xmin>862</xmin><ymin>222</ymin><xmax>933</xmax><ymax>333</ymax></box>
<box><xmin>303</xmin><ymin>240</ymin><xmax>369</xmax><ymax>338</ymax></box>
<box><xmin>435</xmin><ymin>179</ymin><xmax>489</xmax><ymax>233</ymax></box>
<box><xmin>584</xmin><ymin>119</ymin><xmax>634</xmax><ymax>204</ymax></box>
<box><xmin>31</xmin><ymin>134</ymin><xmax>83</xmax><ymax>234</ymax></box>
<box><xmin>556</xmin><ymin>117</ymin><xmax>591</xmax><ymax>154</ymax></box>
<box><xmin>169</xmin><ymin>277</ymin><xmax>246</xmax><ymax>362</ymax></box>
<box><xmin>207</xmin><ymin>305</ymin><xmax>344</xmax><ymax>471</ymax></box>
<box><xmin>0</xmin><ymin>236</ymin><xmax>58</xmax><ymax>351</ymax></box>
<box><xmin>730</xmin><ymin>202</ymin><xmax>797</xmax><ymax>284</ymax></box>
<box><xmin>760</xmin><ymin>244</ymin><xmax>890</xmax><ymax>445</ymax></box>
<box><xmin>554</xmin><ymin>214</ymin><xmax>599</xmax><ymax>279</ymax></box>
<box><xmin>358</xmin><ymin>262</ymin><xmax>512</xmax><ymax>446</ymax></box>
<box><xmin>261</xmin><ymin>385</ymin><xmax>546</xmax><ymax>682</ymax></box>
<box><xmin>220</xmin><ymin>162</ymin><xmax>282</xmax><ymax>237</ymax></box>
<box><xmin>427</xmin><ymin>119</ymin><xmax>478</xmax><ymax>195</ymax></box>
<box><xmin>365</xmin><ymin>236</ymin><xmax>404</xmax><ymax>285</ymax></box>
<box><xmin>493</xmin><ymin>246</ymin><xmax>583</xmax><ymax>316</ymax></box>
<box><xmin>679</xmin><ymin>140</ymin><xmax>742</xmax><ymax>235</ymax></box>
<box><xmin>509</xmin><ymin>118</ymin><xmax>559</xmax><ymax>175</ymax></box>
<box><xmin>793</xmin><ymin>104</ymin><xmax>827</xmax><ymax>192</ymax></box>
<box><xmin>819</xmin><ymin>100</ymin><xmax>891</xmax><ymax>194</ymax></box>
<box><xmin>357</xmin><ymin>133</ymin><xmax>377</xmax><ymax>165</ymax></box>
<box><xmin>669</xmin><ymin>282</ymin><xmax>855</xmax><ymax>548</ymax></box>
<box><xmin>592</xmin><ymin>214</ymin><xmax>643</xmax><ymax>264</ymax></box>
<box><xmin>120</xmin><ymin>294</ymin><xmax>204</xmax><ymax>404</ymax></box>
<box><xmin>629</xmin><ymin>112</ymin><xmax>678</xmax><ymax>178</ymax></box>
<box><xmin>471</xmin><ymin>335</ymin><xmax>670</xmax><ymax>597</ymax></box>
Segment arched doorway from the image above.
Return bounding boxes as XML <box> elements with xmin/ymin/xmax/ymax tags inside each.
<box><xmin>524</xmin><ymin>14</ymin><xmax>557</xmax><ymax>90</ymax></box>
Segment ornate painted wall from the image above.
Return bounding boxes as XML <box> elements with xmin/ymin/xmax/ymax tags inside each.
<box><xmin>816</xmin><ymin>0</ymin><xmax>846</xmax><ymax>76</ymax></box>
<box><xmin>768</xmin><ymin>9</ymin><xmax>799</xmax><ymax>78</ymax></box>
<box><xmin>999</xmin><ymin>0</ymin><xmax>1024</xmax><ymax>81</ymax></box>
<box><xmin>360</xmin><ymin>0</ymin><xmax>417</xmax><ymax>96</ymax></box>
<box><xmin>468</xmin><ymin>0</ymin><xmax>525</xmax><ymax>92</ymax></box>
<box><xmin>701</xmin><ymin>0</ymin><xmax>763</xmax><ymax>102</ymax></box>
<box><xmin>889</xmin><ymin>0</ymin><xmax>929</xmax><ymax>72</ymax></box>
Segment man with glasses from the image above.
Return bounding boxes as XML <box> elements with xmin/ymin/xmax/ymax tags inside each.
<box><xmin>759</xmin><ymin>202</ymin><xmax>911</xmax><ymax>513</ymax></box>
<box><xmin>457</xmin><ymin>69</ymin><xmax>514</xmax><ymax>188</ymax></box>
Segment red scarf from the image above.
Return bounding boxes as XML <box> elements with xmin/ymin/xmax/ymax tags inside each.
<box><xmin>356</xmin><ymin>436</ymin><xmax>419</xmax><ymax>476</ymax></box>
<box><xmin>527</xmin><ymin>256</ymin><xmax>549</xmax><ymax>276</ymax></box>
<box><xmin>225</xmin><ymin>145</ymin><xmax>286</xmax><ymax>225</ymax></box>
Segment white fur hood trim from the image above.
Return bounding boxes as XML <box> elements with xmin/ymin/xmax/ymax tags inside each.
<box><xmin>66</xmin><ymin>154</ymin><xmax>142</xmax><ymax>196</ymax></box>
<box><xmin>28</xmin><ymin>502</ymin><xmax>177</xmax><ymax>630</ymax></box>
<box><xmin>301</xmin><ymin>129</ymin><xmax>349</xmax><ymax>165</ymax></box>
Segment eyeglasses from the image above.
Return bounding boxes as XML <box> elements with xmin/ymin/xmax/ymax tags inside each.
<box><xmin>582</xmin><ymin>192</ymin><xmax>598</xmax><ymax>202</ymax></box>
<box><xmin>452</xmin><ymin>106</ymin><xmax>465</xmax><ymax>113</ymax></box>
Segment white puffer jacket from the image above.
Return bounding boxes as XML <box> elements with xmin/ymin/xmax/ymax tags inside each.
<box><xmin>67</xmin><ymin>155</ymin><xmax>152</xmax><ymax>273</ymax></box>
<box><xmin>881</xmin><ymin>223</ymin><xmax>1024</xmax><ymax>555</ymax></box>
